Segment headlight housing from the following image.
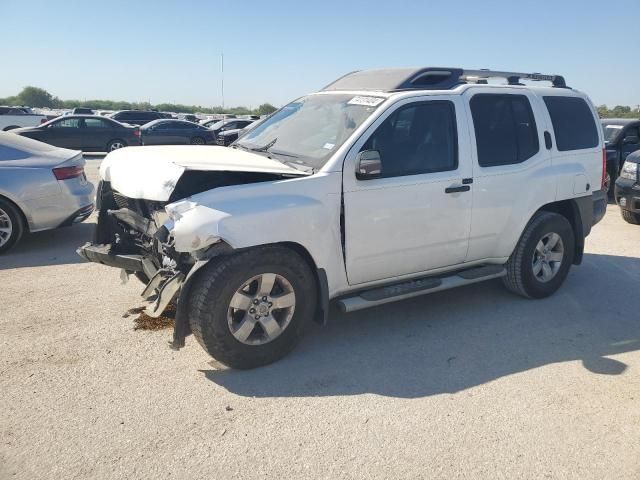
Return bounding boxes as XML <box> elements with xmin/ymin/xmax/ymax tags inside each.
<box><xmin>620</xmin><ymin>161</ymin><xmax>638</xmax><ymax>181</ymax></box>
<box><xmin>165</xmin><ymin>199</ymin><xmax>197</xmax><ymax>221</ymax></box>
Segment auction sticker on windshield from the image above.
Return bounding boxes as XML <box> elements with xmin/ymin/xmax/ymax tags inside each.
<box><xmin>347</xmin><ymin>96</ymin><xmax>385</xmax><ymax>107</ymax></box>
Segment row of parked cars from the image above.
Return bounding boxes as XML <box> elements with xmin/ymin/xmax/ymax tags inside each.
<box><xmin>2</xmin><ymin>111</ymin><xmax>257</xmax><ymax>152</ymax></box>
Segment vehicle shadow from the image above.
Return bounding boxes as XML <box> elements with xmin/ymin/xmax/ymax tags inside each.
<box><xmin>201</xmin><ymin>253</ymin><xmax>640</xmax><ymax>398</ymax></box>
<box><xmin>0</xmin><ymin>221</ymin><xmax>94</xmax><ymax>270</ymax></box>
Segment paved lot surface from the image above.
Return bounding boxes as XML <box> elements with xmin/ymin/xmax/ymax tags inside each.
<box><xmin>2</xmin><ymin>158</ymin><xmax>639</xmax><ymax>479</ymax></box>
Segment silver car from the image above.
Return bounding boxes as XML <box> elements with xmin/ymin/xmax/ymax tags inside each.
<box><xmin>0</xmin><ymin>132</ymin><xmax>94</xmax><ymax>253</ymax></box>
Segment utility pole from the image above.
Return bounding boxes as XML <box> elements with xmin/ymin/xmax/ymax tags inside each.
<box><xmin>221</xmin><ymin>51</ymin><xmax>225</xmax><ymax>120</ymax></box>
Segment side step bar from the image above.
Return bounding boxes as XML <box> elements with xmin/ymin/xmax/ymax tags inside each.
<box><xmin>338</xmin><ymin>265</ymin><xmax>506</xmax><ymax>313</ymax></box>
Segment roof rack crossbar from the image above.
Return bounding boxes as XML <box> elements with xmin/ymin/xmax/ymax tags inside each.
<box><xmin>460</xmin><ymin>69</ymin><xmax>567</xmax><ymax>88</ymax></box>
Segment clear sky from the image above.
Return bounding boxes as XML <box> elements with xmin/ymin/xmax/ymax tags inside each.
<box><xmin>2</xmin><ymin>0</ymin><xmax>639</xmax><ymax>108</ymax></box>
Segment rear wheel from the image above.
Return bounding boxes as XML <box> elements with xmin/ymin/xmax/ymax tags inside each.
<box><xmin>0</xmin><ymin>198</ymin><xmax>25</xmax><ymax>254</ymax></box>
<box><xmin>190</xmin><ymin>136</ymin><xmax>205</xmax><ymax>145</ymax></box>
<box><xmin>621</xmin><ymin>209</ymin><xmax>640</xmax><ymax>225</ymax></box>
<box><xmin>188</xmin><ymin>246</ymin><xmax>317</xmax><ymax>369</ymax></box>
<box><xmin>107</xmin><ymin>139</ymin><xmax>127</xmax><ymax>152</ymax></box>
<box><xmin>503</xmin><ymin>211</ymin><xmax>575</xmax><ymax>299</ymax></box>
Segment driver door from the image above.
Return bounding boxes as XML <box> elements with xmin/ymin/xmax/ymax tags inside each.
<box><xmin>46</xmin><ymin>117</ymin><xmax>84</xmax><ymax>149</ymax></box>
<box><xmin>342</xmin><ymin>97</ymin><xmax>472</xmax><ymax>285</ymax></box>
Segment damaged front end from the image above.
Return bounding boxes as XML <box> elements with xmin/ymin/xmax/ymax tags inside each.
<box><xmin>77</xmin><ymin>180</ymin><xmax>192</xmax><ymax>326</ymax></box>
<box><xmin>77</xmin><ymin>165</ymin><xmax>294</xmax><ymax>348</ymax></box>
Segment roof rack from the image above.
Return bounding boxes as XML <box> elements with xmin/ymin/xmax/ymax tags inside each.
<box><xmin>460</xmin><ymin>69</ymin><xmax>567</xmax><ymax>88</ymax></box>
<box><xmin>322</xmin><ymin>67</ymin><xmax>568</xmax><ymax>92</ymax></box>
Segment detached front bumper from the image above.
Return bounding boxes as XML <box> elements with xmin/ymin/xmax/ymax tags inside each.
<box><xmin>77</xmin><ymin>242</ymin><xmax>185</xmax><ymax>320</ymax></box>
<box><xmin>77</xmin><ymin>242</ymin><xmax>158</xmax><ymax>279</ymax></box>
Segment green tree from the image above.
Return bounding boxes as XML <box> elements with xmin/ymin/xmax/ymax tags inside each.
<box><xmin>17</xmin><ymin>86</ymin><xmax>55</xmax><ymax>108</ymax></box>
<box><xmin>256</xmin><ymin>103</ymin><xmax>277</xmax><ymax>115</ymax></box>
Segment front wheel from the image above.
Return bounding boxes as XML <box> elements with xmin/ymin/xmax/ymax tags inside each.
<box><xmin>503</xmin><ymin>211</ymin><xmax>575</xmax><ymax>299</ymax></box>
<box><xmin>188</xmin><ymin>246</ymin><xmax>317</xmax><ymax>369</ymax></box>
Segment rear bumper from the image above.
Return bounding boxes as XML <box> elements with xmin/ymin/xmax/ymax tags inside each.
<box><xmin>592</xmin><ymin>189</ymin><xmax>607</xmax><ymax>226</ymax></box>
<box><xmin>614</xmin><ymin>178</ymin><xmax>640</xmax><ymax>213</ymax></box>
<box><xmin>58</xmin><ymin>203</ymin><xmax>94</xmax><ymax>227</ymax></box>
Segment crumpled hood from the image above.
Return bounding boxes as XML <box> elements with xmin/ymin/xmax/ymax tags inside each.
<box><xmin>99</xmin><ymin>145</ymin><xmax>304</xmax><ymax>201</ymax></box>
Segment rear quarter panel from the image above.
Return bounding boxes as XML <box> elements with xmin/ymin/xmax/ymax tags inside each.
<box><xmin>535</xmin><ymin>90</ymin><xmax>604</xmax><ymax>200</ymax></box>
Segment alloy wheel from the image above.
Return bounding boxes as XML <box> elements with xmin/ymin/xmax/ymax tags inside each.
<box><xmin>227</xmin><ymin>273</ymin><xmax>296</xmax><ymax>346</ymax></box>
<box><xmin>532</xmin><ymin>232</ymin><xmax>564</xmax><ymax>283</ymax></box>
<box><xmin>0</xmin><ymin>207</ymin><xmax>13</xmax><ymax>248</ymax></box>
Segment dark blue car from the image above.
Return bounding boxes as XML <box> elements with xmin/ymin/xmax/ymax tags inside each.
<box><xmin>140</xmin><ymin>119</ymin><xmax>216</xmax><ymax>145</ymax></box>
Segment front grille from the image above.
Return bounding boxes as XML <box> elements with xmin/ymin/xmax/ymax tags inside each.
<box><xmin>113</xmin><ymin>191</ymin><xmax>130</xmax><ymax>210</ymax></box>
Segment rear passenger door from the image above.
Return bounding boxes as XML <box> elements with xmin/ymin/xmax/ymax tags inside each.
<box><xmin>343</xmin><ymin>97</ymin><xmax>473</xmax><ymax>285</ymax></box>
<box><xmin>464</xmin><ymin>90</ymin><xmax>552</xmax><ymax>262</ymax></box>
<box><xmin>82</xmin><ymin>117</ymin><xmax>113</xmax><ymax>151</ymax></box>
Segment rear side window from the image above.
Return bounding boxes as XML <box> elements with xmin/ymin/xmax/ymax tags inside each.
<box><xmin>543</xmin><ymin>96</ymin><xmax>599</xmax><ymax>151</ymax></box>
<box><xmin>84</xmin><ymin>118</ymin><xmax>109</xmax><ymax>128</ymax></box>
<box><xmin>470</xmin><ymin>94</ymin><xmax>539</xmax><ymax>167</ymax></box>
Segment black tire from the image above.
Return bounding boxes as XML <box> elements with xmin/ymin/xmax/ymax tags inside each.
<box><xmin>502</xmin><ymin>211</ymin><xmax>575</xmax><ymax>299</ymax></box>
<box><xmin>621</xmin><ymin>209</ymin><xmax>640</xmax><ymax>225</ymax></box>
<box><xmin>188</xmin><ymin>246</ymin><xmax>317</xmax><ymax>369</ymax></box>
<box><xmin>0</xmin><ymin>197</ymin><xmax>26</xmax><ymax>254</ymax></box>
<box><xmin>107</xmin><ymin>139</ymin><xmax>127</xmax><ymax>152</ymax></box>
<box><xmin>190</xmin><ymin>136</ymin><xmax>205</xmax><ymax>145</ymax></box>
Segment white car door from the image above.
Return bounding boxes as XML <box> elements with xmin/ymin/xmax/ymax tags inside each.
<box><xmin>342</xmin><ymin>96</ymin><xmax>473</xmax><ymax>285</ymax></box>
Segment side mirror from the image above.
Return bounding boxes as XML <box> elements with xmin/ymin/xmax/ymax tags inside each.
<box><xmin>356</xmin><ymin>150</ymin><xmax>382</xmax><ymax>180</ymax></box>
<box><xmin>623</xmin><ymin>136</ymin><xmax>639</xmax><ymax>145</ymax></box>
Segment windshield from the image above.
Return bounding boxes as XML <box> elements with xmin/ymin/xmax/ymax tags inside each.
<box><xmin>602</xmin><ymin>124</ymin><xmax>624</xmax><ymax>142</ymax></box>
<box><xmin>236</xmin><ymin>93</ymin><xmax>384</xmax><ymax>170</ymax></box>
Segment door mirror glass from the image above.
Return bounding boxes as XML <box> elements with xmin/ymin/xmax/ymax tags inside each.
<box><xmin>623</xmin><ymin>135</ymin><xmax>639</xmax><ymax>145</ymax></box>
<box><xmin>356</xmin><ymin>150</ymin><xmax>382</xmax><ymax>180</ymax></box>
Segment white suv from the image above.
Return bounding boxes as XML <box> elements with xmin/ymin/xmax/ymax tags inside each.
<box><xmin>79</xmin><ymin>67</ymin><xmax>607</xmax><ymax>369</ymax></box>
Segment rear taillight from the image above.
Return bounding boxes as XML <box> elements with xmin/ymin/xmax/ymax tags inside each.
<box><xmin>601</xmin><ymin>148</ymin><xmax>607</xmax><ymax>189</ymax></box>
<box><xmin>133</xmin><ymin>129</ymin><xmax>141</xmax><ymax>137</ymax></box>
<box><xmin>40</xmin><ymin>118</ymin><xmax>48</xmax><ymax>124</ymax></box>
<box><xmin>53</xmin><ymin>165</ymin><xmax>84</xmax><ymax>181</ymax></box>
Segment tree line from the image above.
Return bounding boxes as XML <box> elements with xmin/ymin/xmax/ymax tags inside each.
<box><xmin>1</xmin><ymin>86</ymin><xmax>637</xmax><ymax>119</ymax></box>
<box><xmin>0</xmin><ymin>86</ymin><xmax>278</xmax><ymax>116</ymax></box>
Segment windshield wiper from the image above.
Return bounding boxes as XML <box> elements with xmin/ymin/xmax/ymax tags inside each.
<box><xmin>250</xmin><ymin>138</ymin><xmax>277</xmax><ymax>153</ymax></box>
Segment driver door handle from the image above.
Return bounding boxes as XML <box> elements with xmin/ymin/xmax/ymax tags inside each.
<box><xmin>445</xmin><ymin>185</ymin><xmax>471</xmax><ymax>194</ymax></box>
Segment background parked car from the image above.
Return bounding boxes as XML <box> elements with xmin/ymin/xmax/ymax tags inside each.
<box><xmin>0</xmin><ymin>106</ymin><xmax>48</xmax><ymax>131</ymax></box>
<box><xmin>72</xmin><ymin>107</ymin><xmax>94</xmax><ymax>115</ymax></box>
<box><xmin>178</xmin><ymin>114</ymin><xmax>198</xmax><ymax>123</ymax></box>
<box><xmin>109</xmin><ymin>110</ymin><xmax>165</xmax><ymax>126</ymax></box>
<box><xmin>614</xmin><ymin>149</ymin><xmax>640</xmax><ymax>225</ymax></box>
<box><xmin>0</xmin><ymin>132</ymin><xmax>94</xmax><ymax>253</ymax></box>
<box><xmin>208</xmin><ymin>118</ymin><xmax>255</xmax><ymax>139</ymax></box>
<box><xmin>602</xmin><ymin>118</ymin><xmax>640</xmax><ymax>192</ymax></box>
<box><xmin>11</xmin><ymin>115</ymin><xmax>141</xmax><ymax>152</ymax></box>
<box><xmin>140</xmin><ymin>119</ymin><xmax>216</xmax><ymax>145</ymax></box>
<box><xmin>216</xmin><ymin>122</ymin><xmax>256</xmax><ymax>146</ymax></box>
